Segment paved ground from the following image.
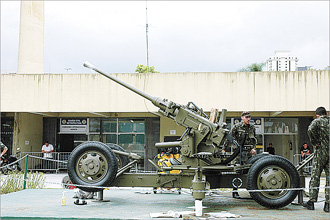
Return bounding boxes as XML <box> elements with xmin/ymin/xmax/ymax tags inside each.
<box><xmin>0</xmin><ymin>173</ymin><xmax>329</xmax><ymax>219</ymax></box>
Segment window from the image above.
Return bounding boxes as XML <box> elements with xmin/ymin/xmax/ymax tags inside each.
<box><xmin>118</xmin><ymin>119</ymin><xmax>145</xmax><ymax>156</ymax></box>
<box><xmin>103</xmin><ymin>134</ymin><xmax>117</xmax><ymax>144</ymax></box>
<box><xmin>89</xmin><ymin>118</ymin><xmax>100</xmax><ymax>132</ymax></box>
<box><xmin>264</xmin><ymin>118</ymin><xmax>298</xmax><ymax>134</ymax></box>
<box><xmin>119</xmin><ymin>121</ymin><xmax>134</xmax><ymax>133</ymax></box>
<box><xmin>89</xmin><ymin>118</ymin><xmax>146</xmax><ymax>157</ymax></box>
<box><xmin>103</xmin><ymin>120</ymin><xmax>116</xmax><ymax>132</ymax></box>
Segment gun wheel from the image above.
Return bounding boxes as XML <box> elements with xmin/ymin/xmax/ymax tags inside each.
<box><xmin>247</xmin><ymin>153</ymin><xmax>272</xmax><ymax>165</ymax></box>
<box><xmin>247</xmin><ymin>155</ymin><xmax>299</xmax><ymax>209</ymax></box>
<box><xmin>75</xmin><ymin>150</ymin><xmax>109</xmax><ymax>183</ymax></box>
<box><xmin>68</xmin><ymin>141</ymin><xmax>118</xmax><ymax>192</ymax></box>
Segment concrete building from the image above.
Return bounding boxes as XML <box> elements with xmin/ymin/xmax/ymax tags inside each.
<box><xmin>1</xmin><ymin>70</ymin><xmax>329</xmax><ymax>169</ymax></box>
<box><xmin>266</xmin><ymin>50</ymin><xmax>299</xmax><ymax>71</ymax></box>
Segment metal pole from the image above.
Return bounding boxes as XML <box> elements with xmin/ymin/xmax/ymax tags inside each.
<box><xmin>23</xmin><ymin>155</ymin><xmax>29</xmax><ymax>189</ymax></box>
<box><xmin>92</xmin><ymin>190</ymin><xmax>110</xmax><ymax>202</ymax></box>
<box><xmin>97</xmin><ymin>190</ymin><xmax>104</xmax><ymax>200</ymax></box>
<box><xmin>146</xmin><ymin>0</ymin><xmax>149</xmax><ymax>73</ymax></box>
<box><xmin>298</xmin><ymin>190</ymin><xmax>304</xmax><ymax>204</ymax></box>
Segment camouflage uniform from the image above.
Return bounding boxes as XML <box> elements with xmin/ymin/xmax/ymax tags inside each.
<box><xmin>231</xmin><ymin>121</ymin><xmax>257</xmax><ymax>164</ymax></box>
<box><xmin>307</xmin><ymin>115</ymin><xmax>329</xmax><ymax>204</ymax></box>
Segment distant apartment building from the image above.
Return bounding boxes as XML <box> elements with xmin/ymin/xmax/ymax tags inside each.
<box><xmin>266</xmin><ymin>50</ymin><xmax>298</xmax><ymax>71</ymax></box>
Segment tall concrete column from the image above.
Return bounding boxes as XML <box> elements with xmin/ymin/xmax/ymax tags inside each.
<box><xmin>17</xmin><ymin>0</ymin><xmax>44</xmax><ymax>74</ymax></box>
<box><xmin>13</xmin><ymin>113</ymin><xmax>43</xmax><ymax>153</ymax></box>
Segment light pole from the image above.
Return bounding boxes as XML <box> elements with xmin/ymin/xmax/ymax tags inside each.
<box><xmin>64</xmin><ymin>68</ymin><xmax>72</xmax><ymax>73</ymax></box>
<box><xmin>145</xmin><ymin>0</ymin><xmax>149</xmax><ymax>73</ymax></box>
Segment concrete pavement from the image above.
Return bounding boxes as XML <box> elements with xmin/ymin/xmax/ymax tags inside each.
<box><xmin>0</xmin><ymin>173</ymin><xmax>328</xmax><ymax>219</ymax></box>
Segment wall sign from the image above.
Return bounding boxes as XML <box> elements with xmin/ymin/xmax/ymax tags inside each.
<box><xmin>60</xmin><ymin>118</ymin><xmax>88</xmax><ymax>133</ymax></box>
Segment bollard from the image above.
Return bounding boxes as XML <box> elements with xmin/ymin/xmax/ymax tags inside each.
<box><xmin>23</xmin><ymin>155</ymin><xmax>29</xmax><ymax>189</ymax></box>
<box><xmin>195</xmin><ymin>200</ymin><xmax>203</xmax><ymax>217</ymax></box>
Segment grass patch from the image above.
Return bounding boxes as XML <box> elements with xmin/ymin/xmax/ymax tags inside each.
<box><xmin>0</xmin><ymin>171</ymin><xmax>45</xmax><ymax>194</ymax></box>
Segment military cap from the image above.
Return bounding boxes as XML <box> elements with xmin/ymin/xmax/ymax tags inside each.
<box><xmin>241</xmin><ymin>111</ymin><xmax>251</xmax><ymax>117</ymax></box>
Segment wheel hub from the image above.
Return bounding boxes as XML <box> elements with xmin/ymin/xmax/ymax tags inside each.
<box><xmin>264</xmin><ymin>173</ymin><xmax>283</xmax><ymax>189</ymax></box>
<box><xmin>81</xmin><ymin>155</ymin><xmax>100</xmax><ymax>175</ymax></box>
<box><xmin>75</xmin><ymin>150</ymin><xmax>109</xmax><ymax>183</ymax></box>
<box><xmin>257</xmin><ymin>165</ymin><xmax>290</xmax><ymax>199</ymax></box>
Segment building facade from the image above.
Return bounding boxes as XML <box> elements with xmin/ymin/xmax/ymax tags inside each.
<box><xmin>1</xmin><ymin>70</ymin><xmax>329</xmax><ymax>169</ymax></box>
<box><xmin>266</xmin><ymin>50</ymin><xmax>299</xmax><ymax>71</ymax></box>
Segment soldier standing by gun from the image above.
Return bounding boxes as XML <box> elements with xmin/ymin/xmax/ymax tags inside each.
<box><xmin>303</xmin><ymin>106</ymin><xmax>329</xmax><ymax>213</ymax></box>
<box><xmin>230</xmin><ymin>111</ymin><xmax>257</xmax><ymax>198</ymax></box>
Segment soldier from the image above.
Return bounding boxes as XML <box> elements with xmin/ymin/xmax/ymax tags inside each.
<box><xmin>303</xmin><ymin>106</ymin><xmax>329</xmax><ymax>213</ymax></box>
<box><xmin>230</xmin><ymin>111</ymin><xmax>257</xmax><ymax>198</ymax></box>
<box><xmin>231</xmin><ymin>111</ymin><xmax>257</xmax><ymax>160</ymax></box>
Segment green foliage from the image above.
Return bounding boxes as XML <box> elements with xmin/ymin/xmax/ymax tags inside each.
<box><xmin>238</xmin><ymin>62</ymin><xmax>265</xmax><ymax>72</ymax></box>
<box><xmin>135</xmin><ymin>64</ymin><xmax>159</xmax><ymax>73</ymax></box>
<box><xmin>0</xmin><ymin>171</ymin><xmax>45</xmax><ymax>194</ymax></box>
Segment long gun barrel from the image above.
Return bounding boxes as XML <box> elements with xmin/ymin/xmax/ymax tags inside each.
<box><xmin>83</xmin><ymin>61</ymin><xmax>169</xmax><ymax>111</ymax></box>
<box><xmin>83</xmin><ymin>61</ymin><xmax>229</xmax><ymax>159</ymax></box>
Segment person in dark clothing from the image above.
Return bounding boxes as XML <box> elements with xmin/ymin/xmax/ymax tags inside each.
<box><xmin>300</xmin><ymin>142</ymin><xmax>311</xmax><ymax>159</ymax></box>
<box><xmin>266</xmin><ymin>143</ymin><xmax>275</xmax><ymax>155</ymax></box>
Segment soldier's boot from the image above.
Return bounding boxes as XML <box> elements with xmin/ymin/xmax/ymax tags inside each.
<box><xmin>324</xmin><ymin>203</ymin><xmax>329</xmax><ymax>213</ymax></box>
<box><xmin>302</xmin><ymin>200</ymin><xmax>315</xmax><ymax>210</ymax></box>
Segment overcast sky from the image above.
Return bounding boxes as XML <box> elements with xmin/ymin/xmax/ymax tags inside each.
<box><xmin>1</xmin><ymin>1</ymin><xmax>329</xmax><ymax>74</ymax></box>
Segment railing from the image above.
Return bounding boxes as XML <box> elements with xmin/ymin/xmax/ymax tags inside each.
<box><xmin>17</xmin><ymin>152</ymin><xmax>71</xmax><ymax>173</ymax></box>
<box><xmin>293</xmin><ymin>153</ymin><xmax>313</xmax><ymax>175</ymax></box>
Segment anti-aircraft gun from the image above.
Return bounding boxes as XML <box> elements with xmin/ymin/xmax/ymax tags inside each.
<box><xmin>67</xmin><ymin>62</ymin><xmax>302</xmax><ymax>210</ymax></box>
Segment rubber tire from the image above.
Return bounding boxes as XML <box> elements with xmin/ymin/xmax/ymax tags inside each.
<box><xmin>247</xmin><ymin>153</ymin><xmax>271</xmax><ymax>165</ymax></box>
<box><xmin>1</xmin><ymin>166</ymin><xmax>8</xmax><ymax>175</ymax></box>
<box><xmin>247</xmin><ymin>155</ymin><xmax>299</xmax><ymax>209</ymax></box>
<box><xmin>68</xmin><ymin>141</ymin><xmax>118</xmax><ymax>192</ymax></box>
<box><xmin>17</xmin><ymin>164</ymin><xmax>22</xmax><ymax>172</ymax></box>
<box><xmin>106</xmin><ymin>143</ymin><xmax>130</xmax><ymax>169</ymax></box>
<box><xmin>242</xmin><ymin>153</ymin><xmax>272</xmax><ymax>174</ymax></box>
<box><xmin>12</xmin><ymin>163</ymin><xmax>22</xmax><ymax>172</ymax></box>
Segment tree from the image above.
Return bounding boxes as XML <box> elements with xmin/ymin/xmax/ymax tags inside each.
<box><xmin>238</xmin><ymin>62</ymin><xmax>265</xmax><ymax>72</ymax></box>
<box><xmin>135</xmin><ymin>64</ymin><xmax>159</xmax><ymax>73</ymax></box>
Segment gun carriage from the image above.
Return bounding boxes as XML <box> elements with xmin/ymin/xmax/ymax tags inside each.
<box><xmin>67</xmin><ymin>62</ymin><xmax>302</xmax><ymax>209</ymax></box>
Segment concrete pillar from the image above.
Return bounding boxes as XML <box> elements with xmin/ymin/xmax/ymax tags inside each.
<box><xmin>13</xmin><ymin>113</ymin><xmax>43</xmax><ymax>153</ymax></box>
<box><xmin>17</xmin><ymin>0</ymin><xmax>44</xmax><ymax>74</ymax></box>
